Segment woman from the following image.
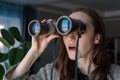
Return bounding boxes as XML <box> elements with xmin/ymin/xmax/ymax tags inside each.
<box><xmin>4</xmin><ymin>8</ymin><xmax>120</xmax><ymax>80</ymax></box>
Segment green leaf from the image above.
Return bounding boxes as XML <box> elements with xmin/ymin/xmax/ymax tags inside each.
<box><xmin>0</xmin><ymin>64</ymin><xmax>5</xmax><ymax>80</ymax></box>
<box><xmin>9</xmin><ymin>27</ymin><xmax>23</xmax><ymax>42</ymax></box>
<box><xmin>22</xmin><ymin>41</ymin><xmax>31</xmax><ymax>54</ymax></box>
<box><xmin>0</xmin><ymin>37</ymin><xmax>11</xmax><ymax>48</ymax></box>
<box><xmin>1</xmin><ymin>29</ymin><xmax>15</xmax><ymax>46</ymax></box>
<box><xmin>8</xmin><ymin>48</ymin><xmax>24</xmax><ymax>66</ymax></box>
<box><xmin>0</xmin><ymin>53</ymin><xmax>8</xmax><ymax>62</ymax></box>
<box><xmin>25</xmin><ymin>41</ymin><xmax>31</xmax><ymax>51</ymax></box>
<box><xmin>4</xmin><ymin>62</ymin><xmax>11</xmax><ymax>70</ymax></box>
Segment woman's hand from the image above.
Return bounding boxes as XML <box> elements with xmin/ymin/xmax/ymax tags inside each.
<box><xmin>31</xmin><ymin>34</ymin><xmax>58</xmax><ymax>56</ymax></box>
<box><xmin>6</xmin><ymin>19</ymin><xmax>59</xmax><ymax>80</ymax></box>
<box><xmin>30</xmin><ymin>19</ymin><xmax>59</xmax><ymax>57</ymax></box>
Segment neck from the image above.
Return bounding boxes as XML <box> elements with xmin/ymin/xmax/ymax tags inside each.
<box><xmin>78</xmin><ymin>55</ymin><xmax>95</xmax><ymax>75</ymax></box>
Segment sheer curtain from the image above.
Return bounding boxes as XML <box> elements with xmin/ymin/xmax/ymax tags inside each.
<box><xmin>0</xmin><ymin>2</ymin><xmax>23</xmax><ymax>52</ymax></box>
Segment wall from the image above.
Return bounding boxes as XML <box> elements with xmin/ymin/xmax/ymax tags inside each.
<box><xmin>105</xmin><ymin>20</ymin><xmax>120</xmax><ymax>38</ymax></box>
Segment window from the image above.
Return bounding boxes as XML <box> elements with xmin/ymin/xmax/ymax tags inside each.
<box><xmin>0</xmin><ymin>2</ymin><xmax>23</xmax><ymax>52</ymax></box>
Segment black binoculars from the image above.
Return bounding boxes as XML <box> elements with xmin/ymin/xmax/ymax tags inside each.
<box><xmin>28</xmin><ymin>16</ymin><xmax>86</xmax><ymax>37</ymax></box>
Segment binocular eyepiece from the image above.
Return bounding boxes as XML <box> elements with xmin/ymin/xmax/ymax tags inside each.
<box><xmin>28</xmin><ymin>16</ymin><xmax>86</xmax><ymax>37</ymax></box>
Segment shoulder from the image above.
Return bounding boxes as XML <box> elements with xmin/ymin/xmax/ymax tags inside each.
<box><xmin>38</xmin><ymin>63</ymin><xmax>54</xmax><ymax>75</ymax></box>
<box><xmin>110</xmin><ymin>64</ymin><xmax>120</xmax><ymax>73</ymax></box>
<box><xmin>45</xmin><ymin>63</ymin><xmax>54</xmax><ymax>69</ymax></box>
<box><xmin>40</xmin><ymin>63</ymin><xmax>54</xmax><ymax>74</ymax></box>
<box><xmin>37</xmin><ymin>63</ymin><xmax>59</xmax><ymax>80</ymax></box>
<box><xmin>109</xmin><ymin>64</ymin><xmax>120</xmax><ymax>80</ymax></box>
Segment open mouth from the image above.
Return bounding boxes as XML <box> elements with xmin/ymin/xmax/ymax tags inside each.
<box><xmin>68</xmin><ymin>46</ymin><xmax>76</xmax><ymax>50</ymax></box>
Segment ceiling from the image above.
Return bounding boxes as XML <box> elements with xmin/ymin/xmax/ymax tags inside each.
<box><xmin>1</xmin><ymin>0</ymin><xmax>120</xmax><ymax>18</ymax></box>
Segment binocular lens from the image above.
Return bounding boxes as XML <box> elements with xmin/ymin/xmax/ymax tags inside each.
<box><xmin>58</xmin><ymin>18</ymin><xmax>70</xmax><ymax>33</ymax></box>
<box><xmin>57</xmin><ymin>16</ymin><xmax>72</xmax><ymax>35</ymax></box>
<box><xmin>28</xmin><ymin>20</ymin><xmax>41</xmax><ymax>36</ymax></box>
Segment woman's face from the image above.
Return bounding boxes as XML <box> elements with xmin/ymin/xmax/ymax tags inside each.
<box><xmin>63</xmin><ymin>12</ymin><xmax>99</xmax><ymax>60</ymax></box>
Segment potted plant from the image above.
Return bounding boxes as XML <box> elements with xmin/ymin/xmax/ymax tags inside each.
<box><xmin>0</xmin><ymin>27</ymin><xmax>31</xmax><ymax>80</ymax></box>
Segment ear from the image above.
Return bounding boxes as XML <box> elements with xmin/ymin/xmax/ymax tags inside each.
<box><xmin>94</xmin><ymin>34</ymin><xmax>100</xmax><ymax>44</ymax></box>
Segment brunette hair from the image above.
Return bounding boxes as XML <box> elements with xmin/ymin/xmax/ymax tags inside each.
<box><xmin>54</xmin><ymin>7</ymin><xmax>111</xmax><ymax>80</ymax></box>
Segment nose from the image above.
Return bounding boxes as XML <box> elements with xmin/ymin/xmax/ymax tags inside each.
<box><xmin>67</xmin><ymin>32</ymin><xmax>77</xmax><ymax>41</ymax></box>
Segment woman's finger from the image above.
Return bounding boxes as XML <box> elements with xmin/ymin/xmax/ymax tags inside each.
<box><xmin>47</xmin><ymin>35</ymin><xmax>59</xmax><ymax>43</ymax></box>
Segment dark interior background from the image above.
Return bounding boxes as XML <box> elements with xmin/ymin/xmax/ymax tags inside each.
<box><xmin>1</xmin><ymin>0</ymin><xmax>120</xmax><ymax>74</ymax></box>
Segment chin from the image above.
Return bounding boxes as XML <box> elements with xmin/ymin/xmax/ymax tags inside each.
<box><xmin>68</xmin><ymin>56</ymin><xmax>76</xmax><ymax>60</ymax></box>
<box><xmin>67</xmin><ymin>52</ymin><xmax>76</xmax><ymax>60</ymax></box>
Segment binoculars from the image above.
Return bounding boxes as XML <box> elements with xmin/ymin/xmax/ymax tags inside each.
<box><xmin>28</xmin><ymin>16</ymin><xmax>86</xmax><ymax>37</ymax></box>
